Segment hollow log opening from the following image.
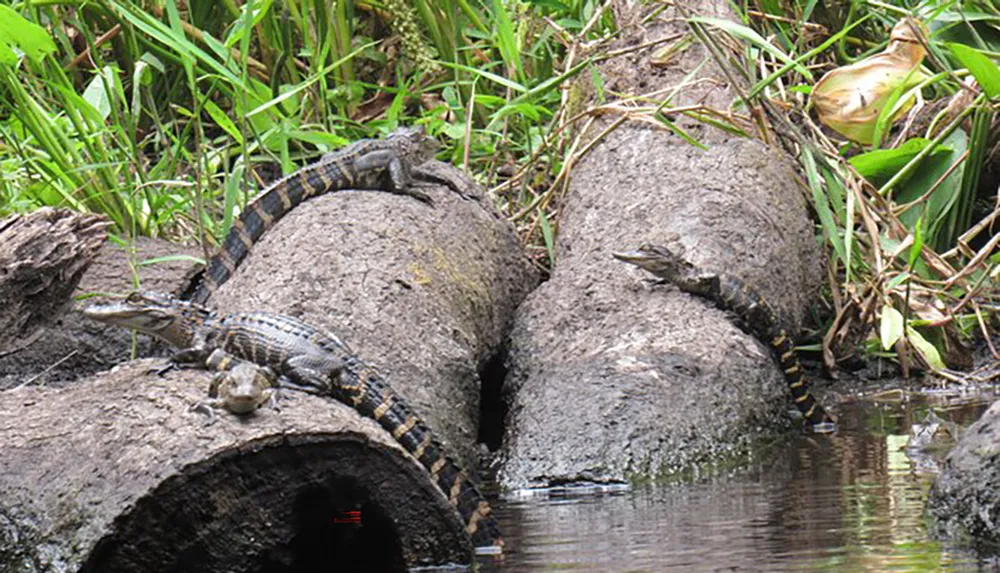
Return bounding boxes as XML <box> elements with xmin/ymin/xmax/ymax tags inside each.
<box><xmin>71</xmin><ymin>432</ymin><xmax>465</xmax><ymax>573</ymax></box>
<box><xmin>478</xmin><ymin>349</ymin><xmax>509</xmax><ymax>453</ymax></box>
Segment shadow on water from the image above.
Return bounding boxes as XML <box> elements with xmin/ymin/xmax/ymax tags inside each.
<box><xmin>478</xmin><ymin>388</ymin><xmax>1000</xmax><ymax>572</ymax></box>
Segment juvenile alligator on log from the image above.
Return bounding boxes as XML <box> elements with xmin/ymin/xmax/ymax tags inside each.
<box><xmin>190</xmin><ymin>349</ymin><xmax>279</xmax><ymax>423</ymax></box>
<box><xmin>82</xmin><ymin>290</ymin><xmax>504</xmax><ymax>553</ymax></box>
<box><xmin>614</xmin><ymin>242</ymin><xmax>837</xmax><ymax>433</ymax></box>
<box><xmin>183</xmin><ymin>126</ymin><xmax>440</xmax><ymax>304</ymax></box>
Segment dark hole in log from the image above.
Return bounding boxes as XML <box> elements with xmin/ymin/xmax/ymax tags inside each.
<box><xmin>261</xmin><ymin>478</ymin><xmax>406</xmax><ymax>572</ymax></box>
<box><xmin>478</xmin><ymin>348</ymin><xmax>508</xmax><ymax>452</ymax></box>
<box><xmin>82</xmin><ymin>440</ymin><xmax>412</xmax><ymax>573</ymax></box>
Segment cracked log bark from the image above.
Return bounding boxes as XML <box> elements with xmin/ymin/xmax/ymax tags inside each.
<box><xmin>0</xmin><ymin>208</ymin><xmax>108</xmax><ymax>369</ymax></box>
<box><xmin>0</xmin><ymin>237</ymin><xmax>201</xmax><ymax>389</ymax></box>
<box><xmin>0</xmin><ymin>162</ymin><xmax>535</xmax><ymax>571</ymax></box>
<box><xmin>498</xmin><ymin>0</ymin><xmax>825</xmax><ymax>490</ymax></box>
<box><xmin>0</xmin><ymin>361</ymin><xmax>469</xmax><ymax>572</ymax></box>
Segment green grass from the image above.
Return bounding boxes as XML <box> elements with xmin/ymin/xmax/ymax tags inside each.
<box><xmin>0</xmin><ymin>0</ymin><xmax>613</xmax><ymax>257</ymax></box>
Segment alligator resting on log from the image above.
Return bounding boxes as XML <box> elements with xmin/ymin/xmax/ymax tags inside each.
<box><xmin>0</xmin><ymin>160</ymin><xmax>534</xmax><ymax>570</ymax></box>
<box><xmin>0</xmin><ymin>361</ymin><xmax>469</xmax><ymax>571</ymax></box>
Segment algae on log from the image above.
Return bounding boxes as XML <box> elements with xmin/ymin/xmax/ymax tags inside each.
<box><xmin>1</xmin><ymin>237</ymin><xmax>202</xmax><ymax>390</ymax></box>
<box><xmin>927</xmin><ymin>399</ymin><xmax>1000</xmax><ymax>548</ymax></box>
<box><xmin>0</xmin><ymin>360</ymin><xmax>471</xmax><ymax>572</ymax></box>
<box><xmin>205</xmin><ymin>161</ymin><xmax>538</xmax><ymax>470</ymax></box>
<box><xmin>499</xmin><ymin>0</ymin><xmax>825</xmax><ymax>490</ymax></box>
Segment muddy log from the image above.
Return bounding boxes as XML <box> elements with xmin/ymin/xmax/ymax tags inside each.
<box><xmin>927</xmin><ymin>399</ymin><xmax>1000</xmax><ymax>548</ymax></box>
<box><xmin>0</xmin><ymin>361</ymin><xmax>470</xmax><ymax>572</ymax></box>
<box><xmin>205</xmin><ymin>161</ymin><xmax>538</xmax><ymax>469</ymax></box>
<box><xmin>0</xmin><ymin>236</ymin><xmax>201</xmax><ymax>390</ymax></box>
<box><xmin>498</xmin><ymin>0</ymin><xmax>825</xmax><ymax>490</ymax></box>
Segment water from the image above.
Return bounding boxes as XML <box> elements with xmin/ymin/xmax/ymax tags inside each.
<box><xmin>477</xmin><ymin>388</ymin><xmax>1000</xmax><ymax>572</ymax></box>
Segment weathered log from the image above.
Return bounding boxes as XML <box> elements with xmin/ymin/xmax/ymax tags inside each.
<box><xmin>0</xmin><ymin>360</ymin><xmax>470</xmax><ymax>572</ymax></box>
<box><xmin>927</xmin><ymin>399</ymin><xmax>1000</xmax><ymax>547</ymax></box>
<box><xmin>498</xmin><ymin>0</ymin><xmax>825</xmax><ymax>490</ymax></box>
<box><xmin>0</xmin><ymin>208</ymin><xmax>108</xmax><ymax>358</ymax></box>
<box><xmin>207</xmin><ymin>161</ymin><xmax>537</xmax><ymax>470</ymax></box>
<box><xmin>0</xmin><ymin>237</ymin><xmax>201</xmax><ymax>389</ymax></box>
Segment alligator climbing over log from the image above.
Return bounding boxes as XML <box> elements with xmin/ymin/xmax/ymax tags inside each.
<box><xmin>183</xmin><ymin>126</ymin><xmax>440</xmax><ymax>304</ymax></box>
<box><xmin>614</xmin><ymin>241</ymin><xmax>837</xmax><ymax>433</ymax></box>
<box><xmin>82</xmin><ymin>290</ymin><xmax>504</xmax><ymax>552</ymax></box>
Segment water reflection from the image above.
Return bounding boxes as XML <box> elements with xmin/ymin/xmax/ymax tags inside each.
<box><xmin>480</xmin><ymin>390</ymin><xmax>998</xmax><ymax>572</ymax></box>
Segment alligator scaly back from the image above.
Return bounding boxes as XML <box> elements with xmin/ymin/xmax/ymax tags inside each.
<box><xmin>613</xmin><ymin>242</ymin><xmax>836</xmax><ymax>433</ymax></box>
<box><xmin>333</xmin><ymin>356</ymin><xmax>504</xmax><ymax>553</ymax></box>
<box><xmin>184</xmin><ymin>127</ymin><xmax>438</xmax><ymax>304</ymax></box>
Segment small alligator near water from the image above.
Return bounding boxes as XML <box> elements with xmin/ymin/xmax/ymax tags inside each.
<box><xmin>614</xmin><ymin>242</ymin><xmax>837</xmax><ymax>433</ymax></box>
<box><xmin>183</xmin><ymin>126</ymin><xmax>441</xmax><ymax>304</ymax></box>
<box><xmin>82</xmin><ymin>290</ymin><xmax>504</xmax><ymax>553</ymax></box>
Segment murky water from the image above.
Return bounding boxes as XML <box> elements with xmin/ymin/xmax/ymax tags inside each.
<box><xmin>477</xmin><ymin>388</ymin><xmax>1000</xmax><ymax>572</ymax></box>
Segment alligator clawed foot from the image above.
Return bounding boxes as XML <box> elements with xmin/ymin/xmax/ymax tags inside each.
<box><xmin>149</xmin><ymin>362</ymin><xmax>177</xmax><ymax>377</ymax></box>
<box><xmin>190</xmin><ymin>401</ymin><xmax>219</xmax><ymax>426</ymax></box>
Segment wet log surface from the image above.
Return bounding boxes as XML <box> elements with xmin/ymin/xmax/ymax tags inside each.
<box><xmin>0</xmin><ymin>360</ymin><xmax>469</xmax><ymax>572</ymax></box>
<box><xmin>927</xmin><ymin>399</ymin><xmax>1000</xmax><ymax>548</ymax></box>
<box><xmin>498</xmin><ymin>0</ymin><xmax>826</xmax><ymax>490</ymax></box>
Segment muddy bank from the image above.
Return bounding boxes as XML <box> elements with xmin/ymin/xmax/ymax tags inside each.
<box><xmin>0</xmin><ymin>237</ymin><xmax>200</xmax><ymax>389</ymax></box>
<box><xmin>927</xmin><ymin>398</ymin><xmax>1000</xmax><ymax>550</ymax></box>
<box><xmin>498</xmin><ymin>1</ymin><xmax>823</xmax><ymax>490</ymax></box>
<box><xmin>0</xmin><ymin>360</ymin><xmax>469</xmax><ymax>571</ymax></box>
<box><xmin>205</xmin><ymin>161</ymin><xmax>537</xmax><ymax>472</ymax></box>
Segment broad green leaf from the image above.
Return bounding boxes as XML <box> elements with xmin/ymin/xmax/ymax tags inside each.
<box><xmin>948</xmin><ymin>43</ymin><xmax>1000</xmax><ymax>98</ymax></box>
<box><xmin>908</xmin><ymin>328</ymin><xmax>946</xmax><ymax>370</ymax></box>
<box><xmin>881</xmin><ymin>305</ymin><xmax>904</xmax><ymax>350</ymax></box>
<box><xmin>0</xmin><ymin>5</ymin><xmax>56</xmax><ymax>65</ymax></box>
<box><xmin>849</xmin><ymin>138</ymin><xmax>950</xmax><ymax>185</ymax></box>
<box><xmin>82</xmin><ymin>66</ymin><xmax>121</xmax><ymax>121</ymax></box>
<box><xmin>896</xmin><ymin>129</ymin><xmax>968</xmax><ymax>236</ymax></box>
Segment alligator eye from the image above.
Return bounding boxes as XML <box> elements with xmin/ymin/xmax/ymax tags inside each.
<box><xmin>125</xmin><ymin>292</ymin><xmax>143</xmax><ymax>303</ymax></box>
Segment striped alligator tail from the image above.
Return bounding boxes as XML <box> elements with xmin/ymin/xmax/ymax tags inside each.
<box><xmin>333</xmin><ymin>356</ymin><xmax>504</xmax><ymax>552</ymax></box>
<box><xmin>768</xmin><ymin>329</ymin><xmax>832</xmax><ymax>428</ymax></box>
<box><xmin>186</xmin><ymin>161</ymin><xmax>371</xmax><ymax>304</ymax></box>
<box><xmin>614</xmin><ymin>243</ymin><xmax>836</xmax><ymax>433</ymax></box>
<box><xmin>183</xmin><ymin>127</ymin><xmax>437</xmax><ymax>304</ymax></box>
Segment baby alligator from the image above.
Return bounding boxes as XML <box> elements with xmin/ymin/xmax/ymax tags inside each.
<box><xmin>614</xmin><ymin>242</ymin><xmax>837</xmax><ymax>433</ymax></box>
<box><xmin>191</xmin><ymin>349</ymin><xmax>279</xmax><ymax>424</ymax></box>
<box><xmin>183</xmin><ymin>126</ymin><xmax>439</xmax><ymax>304</ymax></box>
<box><xmin>82</xmin><ymin>291</ymin><xmax>504</xmax><ymax>552</ymax></box>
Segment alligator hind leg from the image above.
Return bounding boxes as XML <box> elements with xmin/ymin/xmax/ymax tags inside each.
<box><xmin>281</xmin><ymin>353</ymin><xmax>344</xmax><ymax>394</ymax></box>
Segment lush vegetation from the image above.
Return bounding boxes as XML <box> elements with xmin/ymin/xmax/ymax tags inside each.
<box><xmin>0</xmin><ymin>0</ymin><xmax>997</xmax><ymax>378</ymax></box>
